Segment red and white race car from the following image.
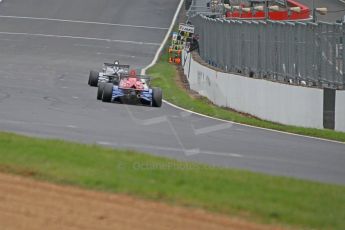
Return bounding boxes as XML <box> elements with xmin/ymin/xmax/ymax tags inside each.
<box><xmin>97</xmin><ymin>70</ymin><xmax>162</xmax><ymax>107</ymax></box>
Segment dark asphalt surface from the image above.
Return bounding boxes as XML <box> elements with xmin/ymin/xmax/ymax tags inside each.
<box><xmin>0</xmin><ymin>0</ymin><xmax>344</xmax><ymax>185</ymax></box>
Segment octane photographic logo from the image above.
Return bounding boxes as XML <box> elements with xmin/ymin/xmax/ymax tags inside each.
<box><xmin>123</xmin><ymin>101</ymin><xmax>233</xmax><ymax>157</ymax></box>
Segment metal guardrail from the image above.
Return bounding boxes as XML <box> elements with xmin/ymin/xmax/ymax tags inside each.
<box><xmin>187</xmin><ymin>1</ymin><xmax>345</xmax><ymax>89</ymax></box>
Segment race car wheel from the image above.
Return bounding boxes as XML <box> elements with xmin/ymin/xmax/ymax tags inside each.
<box><xmin>102</xmin><ymin>83</ymin><xmax>113</xmax><ymax>102</ymax></box>
<box><xmin>89</xmin><ymin>70</ymin><xmax>99</xmax><ymax>87</ymax></box>
<box><xmin>152</xmin><ymin>87</ymin><xmax>162</xmax><ymax>107</ymax></box>
<box><xmin>97</xmin><ymin>82</ymin><xmax>106</xmax><ymax>100</ymax></box>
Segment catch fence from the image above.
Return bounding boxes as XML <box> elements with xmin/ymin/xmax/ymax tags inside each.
<box><xmin>187</xmin><ymin>1</ymin><xmax>345</xmax><ymax>88</ymax></box>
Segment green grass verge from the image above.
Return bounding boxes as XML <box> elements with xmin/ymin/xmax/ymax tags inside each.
<box><xmin>147</xmin><ymin>51</ymin><xmax>345</xmax><ymax>142</ymax></box>
<box><xmin>0</xmin><ymin>132</ymin><xmax>344</xmax><ymax>230</ymax></box>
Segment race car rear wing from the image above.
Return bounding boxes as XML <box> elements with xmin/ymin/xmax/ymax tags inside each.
<box><xmin>120</xmin><ymin>75</ymin><xmax>151</xmax><ymax>80</ymax></box>
<box><xmin>114</xmin><ymin>74</ymin><xmax>151</xmax><ymax>84</ymax></box>
<box><xmin>103</xmin><ymin>73</ymin><xmax>120</xmax><ymax>78</ymax></box>
<box><xmin>104</xmin><ymin>63</ymin><xmax>130</xmax><ymax>68</ymax></box>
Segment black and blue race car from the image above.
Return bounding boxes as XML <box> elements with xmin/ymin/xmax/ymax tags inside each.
<box><xmin>88</xmin><ymin>60</ymin><xmax>130</xmax><ymax>87</ymax></box>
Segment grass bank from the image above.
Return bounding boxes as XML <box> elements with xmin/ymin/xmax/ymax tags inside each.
<box><xmin>0</xmin><ymin>132</ymin><xmax>344</xmax><ymax>230</ymax></box>
<box><xmin>147</xmin><ymin>51</ymin><xmax>345</xmax><ymax>142</ymax></box>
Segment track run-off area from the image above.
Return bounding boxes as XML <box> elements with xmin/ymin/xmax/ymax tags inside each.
<box><xmin>0</xmin><ymin>0</ymin><xmax>344</xmax><ymax>186</ymax></box>
<box><xmin>0</xmin><ymin>172</ymin><xmax>283</xmax><ymax>230</ymax></box>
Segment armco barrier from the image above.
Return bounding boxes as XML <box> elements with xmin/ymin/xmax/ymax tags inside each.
<box><xmin>336</xmin><ymin>91</ymin><xmax>345</xmax><ymax>132</ymax></box>
<box><xmin>183</xmin><ymin>51</ymin><xmax>325</xmax><ymax>129</ymax></box>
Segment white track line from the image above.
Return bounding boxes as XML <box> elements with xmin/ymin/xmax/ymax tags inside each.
<box><xmin>140</xmin><ymin>0</ymin><xmax>345</xmax><ymax>145</ymax></box>
<box><xmin>0</xmin><ymin>32</ymin><xmax>160</xmax><ymax>46</ymax></box>
<box><xmin>0</xmin><ymin>119</ymin><xmax>77</xmax><ymax>129</ymax></box>
<box><xmin>0</xmin><ymin>15</ymin><xmax>168</xmax><ymax>30</ymax></box>
<box><xmin>97</xmin><ymin>141</ymin><xmax>244</xmax><ymax>158</ymax></box>
<box><xmin>97</xmin><ymin>141</ymin><xmax>330</xmax><ymax>166</ymax></box>
<box><xmin>141</xmin><ymin>0</ymin><xmax>184</xmax><ymax>75</ymax></box>
<box><xmin>73</xmin><ymin>43</ymin><xmax>110</xmax><ymax>49</ymax></box>
<box><xmin>164</xmin><ymin>100</ymin><xmax>345</xmax><ymax>145</ymax></box>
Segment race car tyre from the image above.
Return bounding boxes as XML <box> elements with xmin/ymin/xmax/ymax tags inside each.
<box><xmin>102</xmin><ymin>83</ymin><xmax>113</xmax><ymax>102</ymax></box>
<box><xmin>152</xmin><ymin>87</ymin><xmax>162</xmax><ymax>107</ymax></box>
<box><xmin>89</xmin><ymin>70</ymin><xmax>99</xmax><ymax>87</ymax></box>
<box><xmin>97</xmin><ymin>82</ymin><xmax>106</xmax><ymax>100</ymax></box>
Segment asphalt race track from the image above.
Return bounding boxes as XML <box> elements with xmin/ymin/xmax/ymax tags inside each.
<box><xmin>0</xmin><ymin>0</ymin><xmax>345</xmax><ymax>185</ymax></box>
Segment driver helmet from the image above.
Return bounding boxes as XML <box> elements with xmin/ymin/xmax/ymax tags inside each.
<box><xmin>129</xmin><ymin>69</ymin><xmax>137</xmax><ymax>77</ymax></box>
